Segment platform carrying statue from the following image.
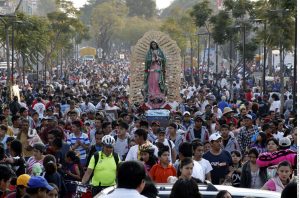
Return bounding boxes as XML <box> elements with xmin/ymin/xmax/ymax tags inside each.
<box><xmin>130</xmin><ymin>31</ymin><xmax>181</xmax><ymax>110</ymax></box>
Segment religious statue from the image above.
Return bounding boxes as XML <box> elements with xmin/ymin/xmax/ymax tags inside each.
<box><xmin>143</xmin><ymin>41</ymin><xmax>167</xmax><ymax>106</ymax></box>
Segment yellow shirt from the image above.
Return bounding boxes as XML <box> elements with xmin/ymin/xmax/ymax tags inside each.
<box><xmin>88</xmin><ymin>151</ymin><xmax>119</xmax><ymax>187</ymax></box>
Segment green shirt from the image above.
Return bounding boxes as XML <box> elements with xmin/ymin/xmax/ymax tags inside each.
<box><xmin>88</xmin><ymin>151</ymin><xmax>118</xmax><ymax>187</ymax></box>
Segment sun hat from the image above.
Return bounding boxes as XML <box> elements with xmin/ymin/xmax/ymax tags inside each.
<box><xmin>222</xmin><ymin>107</ymin><xmax>234</xmax><ymax>116</ymax></box>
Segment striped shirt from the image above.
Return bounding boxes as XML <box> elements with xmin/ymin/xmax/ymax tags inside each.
<box><xmin>26</xmin><ymin>156</ymin><xmax>43</xmax><ymax>175</ymax></box>
<box><xmin>67</xmin><ymin>132</ymin><xmax>90</xmax><ymax>160</ymax></box>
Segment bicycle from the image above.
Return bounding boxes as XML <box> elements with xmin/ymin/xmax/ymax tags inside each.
<box><xmin>65</xmin><ymin>180</ymin><xmax>92</xmax><ymax>198</ymax></box>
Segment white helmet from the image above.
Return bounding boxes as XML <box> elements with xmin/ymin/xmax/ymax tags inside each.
<box><xmin>102</xmin><ymin>135</ymin><xmax>115</xmax><ymax>147</ymax></box>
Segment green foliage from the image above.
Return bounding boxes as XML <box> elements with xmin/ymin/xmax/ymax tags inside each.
<box><xmin>190</xmin><ymin>0</ymin><xmax>212</xmax><ymax>29</ymax></box>
<box><xmin>35</xmin><ymin>0</ymin><xmax>57</xmax><ymax>16</ymax></box>
<box><xmin>90</xmin><ymin>1</ymin><xmax>128</xmax><ymax>56</ymax></box>
<box><xmin>209</xmin><ymin>11</ymin><xmax>234</xmax><ymax>45</ymax></box>
<box><xmin>114</xmin><ymin>17</ymin><xmax>161</xmax><ymax>47</ymax></box>
<box><xmin>161</xmin><ymin>7</ymin><xmax>197</xmax><ymax>56</ymax></box>
<box><xmin>253</xmin><ymin>0</ymin><xmax>295</xmax><ymax>51</ymax></box>
<box><xmin>223</xmin><ymin>0</ymin><xmax>254</xmax><ymax>18</ymax></box>
<box><xmin>237</xmin><ymin>38</ymin><xmax>258</xmax><ymax>61</ymax></box>
<box><xmin>126</xmin><ymin>0</ymin><xmax>156</xmax><ymax>18</ymax></box>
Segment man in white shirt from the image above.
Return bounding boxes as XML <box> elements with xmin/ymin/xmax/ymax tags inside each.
<box><xmin>103</xmin><ymin>161</ymin><xmax>147</xmax><ymax>198</ymax></box>
<box><xmin>155</xmin><ymin>127</ymin><xmax>176</xmax><ymax>163</ymax></box>
<box><xmin>33</xmin><ymin>98</ymin><xmax>45</xmax><ymax>119</ymax></box>
<box><xmin>173</xmin><ymin>142</ymin><xmax>205</xmax><ymax>182</ymax></box>
<box><xmin>125</xmin><ymin>129</ymin><xmax>158</xmax><ymax>161</ymax></box>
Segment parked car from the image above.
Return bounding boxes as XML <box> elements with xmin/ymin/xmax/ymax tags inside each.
<box><xmin>95</xmin><ymin>182</ymin><xmax>281</xmax><ymax>198</ymax></box>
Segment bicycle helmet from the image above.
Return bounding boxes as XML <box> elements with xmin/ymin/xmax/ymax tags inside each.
<box><xmin>102</xmin><ymin>135</ymin><xmax>115</xmax><ymax>147</ymax></box>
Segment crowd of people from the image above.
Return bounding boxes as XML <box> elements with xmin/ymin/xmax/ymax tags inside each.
<box><xmin>0</xmin><ymin>58</ymin><xmax>297</xmax><ymax>198</ymax></box>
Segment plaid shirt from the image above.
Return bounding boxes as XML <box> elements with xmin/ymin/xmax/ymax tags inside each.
<box><xmin>237</xmin><ymin>125</ymin><xmax>259</xmax><ymax>155</ymax></box>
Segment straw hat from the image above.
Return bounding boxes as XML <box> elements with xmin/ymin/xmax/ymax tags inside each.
<box><xmin>222</xmin><ymin>107</ymin><xmax>234</xmax><ymax>116</ymax></box>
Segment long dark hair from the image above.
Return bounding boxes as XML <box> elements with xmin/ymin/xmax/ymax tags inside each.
<box><xmin>215</xmin><ymin>190</ymin><xmax>232</xmax><ymax>198</ymax></box>
<box><xmin>177</xmin><ymin>157</ymin><xmax>193</xmax><ymax>177</ymax></box>
<box><xmin>169</xmin><ymin>178</ymin><xmax>202</xmax><ymax>198</ymax></box>
<box><xmin>66</xmin><ymin>150</ymin><xmax>83</xmax><ymax>177</ymax></box>
<box><xmin>150</xmin><ymin>41</ymin><xmax>159</xmax><ymax>50</ymax></box>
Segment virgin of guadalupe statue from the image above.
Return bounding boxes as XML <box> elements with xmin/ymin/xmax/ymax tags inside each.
<box><xmin>143</xmin><ymin>41</ymin><xmax>167</xmax><ymax>104</ymax></box>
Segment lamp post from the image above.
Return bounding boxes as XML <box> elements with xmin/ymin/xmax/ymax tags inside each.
<box><xmin>207</xmin><ymin>32</ymin><xmax>211</xmax><ymax>79</ymax></box>
<box><xmin>242</xmin><ymin>24</ymin><xmax>246</xmax><ymax>92</ymax></box>
<box><xmin>252</xmin><ymin>19</ymin><xmax>267</xmax><ymax>95</ymax></box>
<box><xmin>293</xmin><ymin>16</ymin><xmax>296</xmax><ymax>113</ymax></box>
<box><xmin>197</xmin><ymin>32</ymin><xmax>200</xmax><ymax>84</ymax></box>
<box><xmin>197</xmin><ymin>32</ymin><xmax>209</xmax><ymax>82</ymax></box>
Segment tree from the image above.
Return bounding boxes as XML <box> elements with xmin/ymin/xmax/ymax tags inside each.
<box><xmin>253</xmin><ymin>0</ymin><xmax>295</xmax><ymax>112</ymax></box>
<box><xmin>113</xmin><ymin>17</ymin><xmax>161</xmax><ymax>48</ymax></box>
<box><xmin>35</xmin><ymin>0</ymin><xmax>57</xmax><ymax>16</ymax></box>
<box><xmin>190</xmin><ymin>0</ymin><xmax>212</xmax><ymax>30</ymax></box>
<box><xmin>90</xmin><ymin>1</ymin><xmax>127</xmax><ymax>59</ymax></box>
<box><xmin>126</xmin><ymin>0</ymin><xmax>156</xmax><ymax>18</ymax></box>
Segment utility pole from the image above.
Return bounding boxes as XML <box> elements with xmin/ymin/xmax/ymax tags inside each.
<box><xmin>215</xmin><ymin>43</ymin><xmax>218</xmax><ymax>86</ymax></box>
<box><xmin>190</xmin><ymin>37</ymin><xmax>194</xmax><ymax>85</ymax></box>
<box><xmin>242</xmin><ymin>25</ymin><xmax>246</xmax><ymax>92</ymax></box>
<box><xmin>229</xmin><ymin>39</ymin><xmax>233</xmax><ymax>100</ymax></box>
<box><xmin>207</xmin><ymin>33</ymin><xmax>211</xmax><ymax>79</ymax></box>
<box><xmin>292</xmin><ymin>16</ymin><xmax>296</xmax><ymax>113</ymax></box>
<box><xmin>11</xmin><ymin>23</ymin><xmax>14</xmax><ymax>85</ymax></box>
<box><xmin>263</xmin><ymin>21</ymin><xmax>267</xmax><ymax>95</ymax></box>
<box><xmin>197</xmin><ymin>33</ymin><xmax>200</xmax><ymax>84</ymax></box>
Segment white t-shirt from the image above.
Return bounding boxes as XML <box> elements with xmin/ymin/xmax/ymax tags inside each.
<box><xmin>125</xmin><ymin>143</ymin><xmax>158</xmax><ymax>161</ymax></box>
<box><xmin>273</xmin><ymin>132</ymin><xmax>284</xmax><ymax>140</ymax></box>
<box><xmin>195</xmin><ymin>158</ymin><xmax>213</xmax><ymax>178</ymax></box>
<box><xmin>192</xmin><ymin>160</ymin><xmax>205</xmax><ymax>182</ymax></box>
<box><xmin>270</xmin><ymin>100</ymin><xmax>281</xmax><ymax>112</ymax></box>
<box><xmin>114</xmin><ymin>136</ymin><xmax>130</xmax><ymax>160</ymax></box>
<box><xmin>33</xmin><ymin>102</ymin><xmax>45</xmax><ymax>119</ymax></box>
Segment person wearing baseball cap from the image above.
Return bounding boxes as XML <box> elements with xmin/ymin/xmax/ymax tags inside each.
<box><xmin>26</xmin><ymin>176</ymin><xmax>54</xmax><ymax>197</ymax></box>
<box><xmin>237</xmin><ymin>114</ymin><xmax>259</xmax><ymax>155</ymax></box>
<box><xmin>203</xmin><ymin>133</ymin><xmax>232</xmax><ymax>184</ymax></box>
<box><xmin>186</xmin><ymin>115</ymin><xmax>209</xmax><ymax>144</ymax></box>
<box><xmin>148</xmin><ymin>121</ymin><xmax>160</xmax><ymax>143</ymax></box>
<box><xmin>182</xmin><ymin>111</ymin><xmax>193</xmax><ymax>130</ymax></box>
<box><xmin>279</xmin><ymin>137</ymin><xmax>291</xmax><ymax>150</ymax></box>
<box><xmin>7</xmin><ymin>174</ymin><xmax>31</xmax><ymax>198</ymax></box>
<box><xmin>155</xmin><ymin>127</ymin><xmax>176</xmax><ymax>163</ymax></box>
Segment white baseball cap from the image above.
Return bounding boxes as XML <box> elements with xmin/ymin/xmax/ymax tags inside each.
<box><xmin>209</xmin><ymin>133</ymin><xmax>222</xmax><ymax>142</ymax></box>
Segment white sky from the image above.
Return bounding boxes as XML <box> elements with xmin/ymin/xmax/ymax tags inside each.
<box><xmin>70</xmin><ymin>0</ymin><xmax>174</xmax><ymax>9</ymax></box>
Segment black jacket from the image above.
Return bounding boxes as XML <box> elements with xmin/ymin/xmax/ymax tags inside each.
<box><xmin>240</xmin><ymin>161</ymin><xmax>267</xmax><ymax>188</ymax></box>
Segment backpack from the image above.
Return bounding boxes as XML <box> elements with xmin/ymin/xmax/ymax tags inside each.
<box><xmin>113</xmin><ymin>135</ymin><xmax>131</xmax><ymax>160</ymax></box>
<box><xmin>90</xmin><ymin>151</ymin><xmax>119</xmax><ymax>180</ymax></box>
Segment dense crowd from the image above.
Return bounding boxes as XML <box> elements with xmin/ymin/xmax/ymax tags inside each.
<box><xmin>0</xmin><ymin>59</ymin><xmax>297</xmax><ymax>198</ymax></box>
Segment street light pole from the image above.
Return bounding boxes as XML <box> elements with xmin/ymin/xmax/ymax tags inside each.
<box><xmin>11</xmin><ymin>23</ymin><xmax>14</xmax><ymax>85</ymax></box>
<box><xmin>36</xmin><ymin>52</ymin><xmax>39</xmax><ymax>85</ymax></box>
<box><xmin>229</xmin><ymin>38</ymin><xmax>233</xmax><ymax>99</ymax></box>
<box><xmin>215</xmin><ymin>43</ymin><xmax>218</xmax><ymax>85</ymax></box>
<box><xmin>207</xmin><ymin>33</ymin><xmax>211</xmax><ymax>79</ymax></box>
<box><xmin>292</xmin><ymin>16</ymin><xmax>296</xmax><ymax>113</ymax></box>
<box><xmin>263</xmin><ymin>21</ymin><xmax>266</xmax><ymax>95</ymax></box>
<box><xmin>242</xmin><ymin>25</ymin><xmax>246</xmax><ymax>92</ymax></box>
<box><xmin>197</xmin><ymin>33</ymin><xmax>200</xmax><ymax>84</ymax></box>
